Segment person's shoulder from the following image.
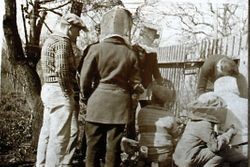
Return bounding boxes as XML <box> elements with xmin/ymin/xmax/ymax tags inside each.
<box><xmin>85</xmin><ymin>41</ymin><xmax>99</xmax><ymax>50</ymax></box>
<box><xmin>47</xmin><ymin>34</ymin><xmax>71</xmax><ymax>47</ymax></box>
<box><xmin>86</xmin><ymin>42</ymin><xmax>101</xmax><ymax>52</ymax></box>
<box><xmin>206</xmin><ymin>54</ymin><xmax>226</xmax><ymax>62</ymax></box>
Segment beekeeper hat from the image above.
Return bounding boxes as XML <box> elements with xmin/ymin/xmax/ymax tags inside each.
<box><xmin>100</xmin><ymin>6</ymin><xmax>132</xmax><ymax>45</ymax></box>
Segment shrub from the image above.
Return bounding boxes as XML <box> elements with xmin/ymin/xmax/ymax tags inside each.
<box><xmin>0</xmin><ymin>92</ymin><xmax>32</xmax><ymax>163</ymax></box>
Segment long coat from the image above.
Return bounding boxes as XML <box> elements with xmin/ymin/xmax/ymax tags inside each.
<box><xmin>80</xmin><ymin>37</ymin><xmax>141</xmax><ymax>124</ymax></box>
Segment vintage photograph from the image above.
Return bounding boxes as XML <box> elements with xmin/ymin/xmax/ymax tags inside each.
<box><xmin>0</xmin><ymin>0</ymin><xmax>248</xmax><ymax>166</ymax></box>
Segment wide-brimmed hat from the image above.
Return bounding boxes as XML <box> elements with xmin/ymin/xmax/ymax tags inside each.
<box><xmin>61</xmin><ymin>13</ymin><xmax>88</xmax><ymax>31</ymax></box>
<box><xmin>187</xmin><ymin>92</ymin><xmax>227</xmax><ymax>124</ymax></box>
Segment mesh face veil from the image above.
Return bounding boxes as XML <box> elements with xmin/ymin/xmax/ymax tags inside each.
<box><xmin>99</xmin><ymin>7</ymin><xmax>133</xmax><ymax>45</ymax></box>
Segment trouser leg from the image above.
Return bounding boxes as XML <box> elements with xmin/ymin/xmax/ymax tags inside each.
<box><xmin>126</xmin><ymin>109</ymin><xmax>136</xmax><ymax>139</ymax></box>
<box><xmin>194</xmin><ymin>148</ymin><xmax>223</xmax><ymax>167</ymax></box>
<box><xmin>85</xmin><ymin>122</ymin><xmax>106</xmax><ymax>167</ymax></box>
<box><xmin>36</xmin><ymin>107</ymin><xmax>50</xmax><ymax>167</ymax></box>
<box><xmin>104</xmin><ymin>124</ymin><xmax>125</xmax><ymax>167</ymax></box>
<box><xmin>63</xmin><ymin>107</ymin><xmax>79</xmax><ymax>165</ymax></box>
<box><xmin>204</xmin><ymin>155</ymin><xmax>223</xmax><ymax>167</ymax></box>
<box><xmin>45</xmin><ymin>102</ymin><xmax>73</xmax><ymax>167</ymax></box>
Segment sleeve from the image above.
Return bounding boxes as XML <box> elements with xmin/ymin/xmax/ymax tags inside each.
<box><xmin>152</xmin><ymin>53</ymin><xmax>163</xmax><ymax>84</ymax></box>
<box><xmin>236</xmin><ymin>73</ymin><xmax>248</xmax><ymax>98</ymax></box>
<box><xmin>129</xmin><ymin>50</ymin><xmax>144</xmax><ymax>94</ymax></box>
<box><xmin>170</xmin><ymin>118</ymin><xmax>182</xmax><ymax>139</ymax></box>
<box><xmin>207</xmin><ymin>128</ymin><xmax>235</xmax><ymax>153</ymax></box>
<box><xmin>77</xmin><ymin>42</ymin><xmax>98</xmax><ymax>73</ymax></box>
<box><xmin>55</xmin><ymin>40</ymin><xmax>72</xmax><ymax>95</ymax></box>
<box><xmin>80</xmin><ymin>46</ymin><xmax>98</xmax><ymax>101</ymax></box>
<box><xmin>197</xmin><ymin>58</ymin><xmax>214</xmax><ymax>96</ymax></box>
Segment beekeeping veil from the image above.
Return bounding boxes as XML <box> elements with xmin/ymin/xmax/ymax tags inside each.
<box><xmin>100</xmin><ymin>6</ymin><xmax>133</xmax><ymax>45</ymax></box>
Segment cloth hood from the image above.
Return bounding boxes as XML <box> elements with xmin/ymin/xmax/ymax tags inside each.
<box><xmin>99</xmin><ymin>6</ymin><xmax>132</xmax><ymax>45</ymax></box>
<box><xmin>214</xmin><ymin>76</ymin><xmax>240</xmax><ymax>96</ymax></box>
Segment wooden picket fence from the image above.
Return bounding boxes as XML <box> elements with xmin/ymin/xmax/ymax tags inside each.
<box><xmin>157</xmin><ymin>33</ymin><xmax>248</xmax><ymax>115</ymax></box>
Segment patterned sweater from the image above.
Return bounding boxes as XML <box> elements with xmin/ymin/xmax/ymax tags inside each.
<box><xmin>137</xmin><ymin>105</ymin><xmax>180</xmax><ymax>160</ymax></box>
<box><xmin>41</xmin><ymin>32</ymin><xmax>77</xmax><ymax>94</ymax></box>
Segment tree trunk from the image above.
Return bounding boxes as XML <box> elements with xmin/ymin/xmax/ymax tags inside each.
<box><xmin>3</xmin><ymin>0</ymin><xmax>86</xmax><ymax>150</ymax></box>
<box><xmin>3</xmin><ymin>0</ymin><xmax>43</xmax><ymax>149</ymax></box>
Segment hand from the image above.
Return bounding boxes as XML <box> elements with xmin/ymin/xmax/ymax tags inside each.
<box><xmin>63</xmin><ymin>87</ymin><xmax>73</xmax><ymax>98</ymax></box>
<box><xmin>79</xmin><ymin>93</ymin><xmax>88</xmax><ymax>105</ymax></box>
<box><xmin>133</xmin><ymin>84</ymin><xmax>144</xmax><ymax>94</ymax></box>
<box><xmin>228</xmin><ymin>124</ymin><xmax>237</xmax><ymax>136</ymax></box>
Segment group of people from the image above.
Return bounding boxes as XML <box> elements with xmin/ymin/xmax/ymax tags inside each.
<box><xmin>36</xmin><ymin>6</ymin><xmax>248</xmax><ymax>167</ymax></box>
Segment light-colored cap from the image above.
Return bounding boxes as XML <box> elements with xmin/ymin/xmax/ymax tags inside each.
<box><xmin>187</xmin><ymin>92</ymin><xmax>227</xmax><ymax>124</ymax></box>
<box><xmin>61</xmin><ymin>13</ymin><xmax>88</xmax><ymax>31</ymax></box>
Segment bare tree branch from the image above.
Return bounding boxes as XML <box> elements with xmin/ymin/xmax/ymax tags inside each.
<box><xmin>39</xmin><ymin>0</ymin><xmax>71</xmax><ymax>16</ymax></box>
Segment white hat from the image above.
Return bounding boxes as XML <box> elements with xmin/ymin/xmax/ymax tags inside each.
<box><xmin>61</xmin><ymin>13</ymin><xmax>88</xmax><ymax>31</ymax></box>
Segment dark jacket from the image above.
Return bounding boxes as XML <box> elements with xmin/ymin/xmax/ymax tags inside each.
<box><xmin>197</xmin><ymin>55</ymin><xmax>224</xmax><ymax>95</ymax></box>
<box><xmin>197</xmin><ymin>55</ymin><xmax>247</xmax><ymax>98</ymax></box>
<box><xmin>140</xmin><ymin>52</ymin><xmax>163</xmax><ymax>88</ymax></box>
<box><xmin>80</xmin><ymin>37</ymin><xmax>141</xmax><ymax>124</ymax></box>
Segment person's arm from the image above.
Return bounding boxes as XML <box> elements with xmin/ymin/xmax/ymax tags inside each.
<box><xmin>207</xmin><ymin>125</ymin><xmax>237</xmax><ymax>153</ymax></box>
<box><xmin>55</xmin><ymin>40</ymin><xmax>73</xmax><ymax>96</ymax></box>
<box><xmin>236</xmin><ymin>73</ymin><xmax>248</xmax><ymax>98</ymax></box>
<box><xmin>129</xmin><ymin>50</ymin><xmax>144</xmax><ymax>94</ymax></box>
<box><xmin>170</xmin><ymin>118</ymin><xmax>183</xmax><ymax>139</ymax></box>
<box><xmin>80</xmin><ymin>45</ymin><xmax>98</xmax><ymax>103</ymax></box>
<box><xmin>151</xmin><ymin>53</ymin><xmax>164</xmax><ymax>85</ymax></box>
<box><xmin>197</xmin><ymin>58</ymin><xmax>215</xmax><ymax>96</ymax></box>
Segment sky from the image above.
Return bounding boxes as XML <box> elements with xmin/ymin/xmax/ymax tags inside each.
<box><xmin>0</xmin><ymin>0</ymin><xmax>248</xmax><ymax>66</ymax></box>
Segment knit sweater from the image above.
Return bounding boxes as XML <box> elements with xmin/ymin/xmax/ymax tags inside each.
<box><xmin>137</xmin><ymin>105</ymin><xmax>180</xmax><ymax>159</ymax></box>
<box><xmin>41</xmin><ymin>32</ymin><xmax>77</xmax><ymax>94</ymax></box>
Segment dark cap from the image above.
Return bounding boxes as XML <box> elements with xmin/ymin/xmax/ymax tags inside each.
<box><xmin>151</xmin><ymin>83</ymin><xmax>175</xmax><ymax>106</ymax></box>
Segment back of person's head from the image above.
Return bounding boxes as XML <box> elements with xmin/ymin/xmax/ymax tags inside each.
<box><xmin>99</xmin><ymin>6</ymin><xmax>132</xmax><ymax>45</ymax></box>
<box><xmin>151</xmin><ymin>80</ymin><xmax>176</xmax><ymax>108</ymax></box>
<box><xmin>217</xmin><ymin>56</ymin><xmax>239</xmax><ymax>76</ymax></box>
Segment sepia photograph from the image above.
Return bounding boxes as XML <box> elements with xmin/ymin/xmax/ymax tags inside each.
<box><xmin>0</xmin><ymin>0</ymin><xmax>248</xmax><ymax>166</ymax></box>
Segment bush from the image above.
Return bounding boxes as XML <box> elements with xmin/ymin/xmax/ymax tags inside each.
<box><xmin>0</xmin><ymin>92</ymin><xmax>33</xmax><ymax>164</ymax></box>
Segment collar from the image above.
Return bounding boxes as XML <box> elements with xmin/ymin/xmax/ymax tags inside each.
<box><xmin>101</xmin><ymin>36</ymin><xmax>131</xmax><ymax>46</ymax></box>
<box><xmin>52</xmin><ymin>32</ymin><xmax>70</xmax><ymax>39</ymax></box>
<box><xmin>145</xmin><ymin>105</ymin><xmax>167</xmax><ymax>111</ymax></box>
<box><xmin>102</xmin><ymin>36</ymin><xmax>126</xmax><ymax>44</ymax></box>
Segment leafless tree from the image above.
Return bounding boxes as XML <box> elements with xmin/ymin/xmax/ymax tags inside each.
<box><xmin>136</xmin><ymin>2</ymin><xmax>247</xmax><ymax>45</ymax></box>
<box><xmin>3</xmin><ymin>0</ymin><xmax>123</xmax><ymax>148</ymax></box>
